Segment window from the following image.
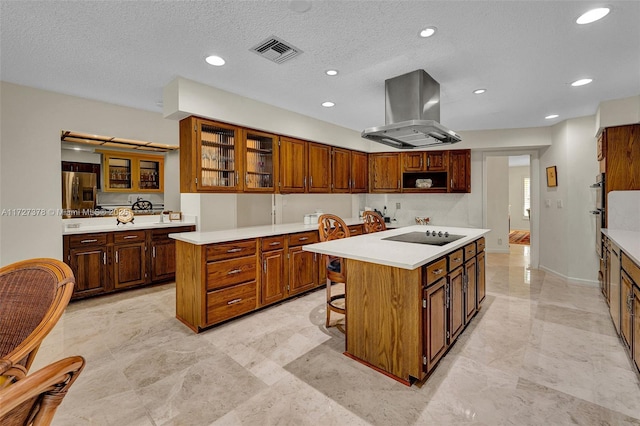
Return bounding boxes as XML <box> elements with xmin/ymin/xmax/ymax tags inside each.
<box><xmin>523</xmin><ymin>177</ymin><xmax>531</xmax><ymax>219</ymax></box>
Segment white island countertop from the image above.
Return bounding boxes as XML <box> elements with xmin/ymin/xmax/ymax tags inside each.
<box><xmin>168</xmin><ymin>217</ymin><xmax>365</xmax><ymax>245</ymax></box>
<box><xmin>602</xmin><ymin>229</ymin><xmax>640</xmax><ymax>266</ymax></box>
<box><xmin>303</xmin><ymin>225</ymin><xmax>490</xmax><ymax>270</ymax></box>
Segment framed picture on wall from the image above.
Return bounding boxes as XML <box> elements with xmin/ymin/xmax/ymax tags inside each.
<box><xmin>546</xmin><ymin>166</ymin><xmax>558</xmax><ymax>187</ymax></box>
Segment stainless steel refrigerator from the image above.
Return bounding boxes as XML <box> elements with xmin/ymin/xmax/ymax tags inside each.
<box><xmin>62</xmin><ymin>171</ymin><xmax>97</xmax><ymax>217</ymax></box>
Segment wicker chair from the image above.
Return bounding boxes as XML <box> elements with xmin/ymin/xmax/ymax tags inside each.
<box><xmin>362</xmin><ymin>210</ymin><xmax>387</xmax><ymax>234</ymax></box>
<box><xmin>318</xmin><ymin>214</ymin><xmax>351</xmax><ymax>329</ymax></box>
<box><xmin>0</xmin><ymin>356</ymin><xmax>85</xmax><ymax>425</ymax></box>
<box><xmin>0</xmin><ymin>258</ymin><xmax>75</xmax><ymax>379</ymax></box>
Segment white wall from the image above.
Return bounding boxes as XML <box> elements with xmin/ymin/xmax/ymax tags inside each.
<box><xmin>485</xmin><ymin>157</ymin><xmax>510</xmax><ymax>253</ymax></box>
<box><xmin>237</xmin><ymin>194</ymin><xmax>273</xmax><ymax>227</ymax></box>
<box><xmin>0</xmin><ymin>82</ymin><xmax>179</xmax><ymax>265</ymax></box>
<box><xmin>276</xmin><ymin>194</ymin><xmax>356</xmax><ymax>224</ymax></box>
<box><xmin>538</xmin><ymin>115</ymin><xmax>599</xmax><ymax>283</ymax></box>
<box><xmin>509</xmin><ymin>165</ymin><xmax>531</xmax><ymax>231</ymax></box>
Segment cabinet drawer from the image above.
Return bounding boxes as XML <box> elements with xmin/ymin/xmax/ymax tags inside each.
<box><xmin>476</xmin><ymin>237</ymin><xmax>485</xmax><ymax>253</ymax></box>
<box><xmin>206</xmin><ymin>239</ymin><xmax>256</xmax><ymax>261</ymax></box>
<box><xmin>114</xmin><ymin>230</ymin><xmax>147</xmax><ymax>244</ymax></box>
<box><xmin>206</xmin><ymin>256</ymin><xmax>256</xmax><ymax>290</ymax></box>
<box><xmin>464</xmin><ymin>243</ymin><xmax>477</xmax><ymax>261</ymax></box>
<box><xmin>288</xmin><ymin>231</ymin><xmax>318</xmax><ymax>246</ymax></box>
<box><xmin>206</xmin><ymin>281</ymin><xmax>257</xmax><ymax>325</ymax></box>
<box><xmin>348</xmin><ymin>224</ymin><xmax>364</xmax><ymax>236</ymax></box>
<box><xmin>622</xmin><ymin>252</ymin><xmax>640</xmax><ymax>285</ymax></box>
<box><xmin>448</xmin><ymin>249</ymin><xmax>464</xmax><ymax>271</ymax></box>
<box><xmin>425</xmin><ymin>258</ymin><xmax>447</xmax><ymax>286</ymax></box>
<box><xmin>68</xmin><ymin>233</ymin><xmax>107</xmax><ymax>247</ymax></box>
<box><xmin>261</xmin><ymin>236</ymin><xmax>285</xmax><ymax>252</ymax></box>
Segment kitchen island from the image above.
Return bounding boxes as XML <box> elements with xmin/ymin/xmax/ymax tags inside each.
<box><xmin>303</xmin><ymin>225</ymin><xmax>490</xmax><ymax>384</ymax></box>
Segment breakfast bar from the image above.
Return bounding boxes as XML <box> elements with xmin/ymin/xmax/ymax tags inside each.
<box><xmin>303</xmin><ymin>225</ymin><xmax>490</xmax><ymax>384</ymax></box>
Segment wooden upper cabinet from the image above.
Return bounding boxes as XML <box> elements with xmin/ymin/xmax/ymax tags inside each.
<box><xmin>426</xmin><ymin>151</ymin><xmax>448</xmax><ymax>171</ymax></box>
<box><xmin>279</xmin><ymin>137</ymin><xmax>307</xmax><ymax>193</ymax></box>
<box><xmin>100</xmin><ymin>151</ymin><xmax>164</xmax><ymax>193</ymax></box>
<box><xmin>242</xmin><ymin>129</ymin><xmax>278</xmax><ymax>193</ymax></box>
<box><xmin>449</xmin><ymin>149</ymin><xmax>471</xmax><ymax>193</ymax></box>
<box><xmin>369</xmin><ymin>153</ymin><xmax>401</xmax><ymax>193</ymax></box>
<box><xmin>604</xmin><ymin>124</ymin><xmax>640</xmax><ymax>193</ymax></box>
<box><xmin>179</xmin><ymin>117</ymin><xmax>242</xmax><ymax>192</ymax></box>
<box><xmin>350</xmin><ymin>151</ymin><xmax>368</xmax><ymax>193</ymax></box>
<box><xmin>332</xmin><ymin>147</ymin><xmax>351</xmax><ymax>193</ymax></box>
<box><xmin>402</xmin><ymin>152</ymin><xmax>425</xmax><ymax>172</ymax></box>
<box><xmin>402</xmin><ymin>151</ymin><xmax>448</xmax><ymax>172</ymax></box>
<box><xmin>308</xmin><ymin>142</ymin><xmax>331</xmax><ymax>193</ymax></box>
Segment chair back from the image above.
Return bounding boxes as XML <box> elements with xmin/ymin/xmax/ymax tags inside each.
<box><xmin>318</xmin><ymin>214</ymin><xmax>351</xmax><ymax>242</ymax></box>
<box><xmin>363</xmin><ymin>211</ymin><xmax>387</xmax><ymax>234</ymax></box>
<box><xmin>0</xmin><ymin>259</ymin><xmax>75</xmax><ymax>375</ymax></box>
<box><xmin>0</xmin><ymin>356</ymin><xmax>85</xmax><ymax>426</ymax></box>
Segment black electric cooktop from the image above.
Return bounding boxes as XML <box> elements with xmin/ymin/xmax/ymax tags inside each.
<box><xmin>382</xmin><ymin>231</ymin><xmax>466</xmax><ymax>246</ymax></box>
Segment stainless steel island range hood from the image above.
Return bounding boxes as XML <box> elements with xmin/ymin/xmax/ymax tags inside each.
<box><xmin>361</xmin><ymin>69</ymin><xmax>461</xmax><ymax>149</ymax></box>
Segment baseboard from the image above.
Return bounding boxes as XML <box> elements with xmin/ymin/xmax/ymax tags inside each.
<box><xmin>538</xmin><ymin>265</ymin><xmax>599</xmax><ymax>286</ymax></box>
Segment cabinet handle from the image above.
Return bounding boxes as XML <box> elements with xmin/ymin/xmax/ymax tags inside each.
<box><xmin>124</xmin><ymin>235</ymin><xmax>138</xmax><ymax>239</ymax></box>
<box><xmin>432</xmin><ymin>268</ymin><xmax>444</xmax><ymax>275</ymax></box>
<box><xmin>81</xmin><ymin>239</ymin><xmax>97</xmax><ymax>243</ymax></box>
<box><xmin>263</xmin><ymin>260</ymin><xmax>267</xmax><ymax>272</ymax></box>
<box><xmin>103</xmin><ymin>253</ymin><xmax>106</xmax><ymax>264</ymax></box>
<box><xmin>269</xmin><ymin>242</ymin><xmax>280</xmax><ymax>246</ymax></box>
<box><xmin>227</xmin><ymin>268</ymin><xmax>242</xmax><ymax>275</ymax></box>
<box><xmin>304</xmin><ymin>176</ymin><xmax>307</xmax><ymax>188</ymax></box>
<box><xmin>115</xmin><ymin>251</ymin><xmax>119</xmax><ymax>263</ymax></box>
<box><xmin>426</xmin><ymin>157</ymin><xmax>429</xmax><ymax>168</ymax></box>
<box><xmin>298</xmin><ymin>237</ymin><xmax>309</xmax><ymax>241</ymax></box>
<box><xmin>227</xmin><ymin>298</ymin><xmax>242</xmax><ymax>305</ymax></box>
<box><xmin>235</xmin><ymin>171</ymin><xmax>238</xmax><ymax>186</ymax></box>
<box><xmin>451</xmin><ymin>179</ymin><xmax>454</xmax><ymax>188</ymax></box>
<box><xmin>310</xmin><ymin>176</ymin><xmax>313</xmax><ymax>187</ymax></box>
<box><xmin>397</xmin><ymin>179</ymin><xmax>400</xmax><ymax>189</ymax></box>
<box><xmin>453</xmin><ymin>257</ymin><xmax>461</xmax><ymax>262</ymax></box>
<box><xmin>246</xmin><ymin>173</ymin><xmax>249</xmax><ymax>185</ymax></box>
<box><xmin>227</xmin><ymin>248</ymin><xmax>242</xmax><ymax>253</ymax></box>
<box><xmin>152</xmin><ymin>246</ymin><xmax>156</xmax><ymax>257</ymax></box>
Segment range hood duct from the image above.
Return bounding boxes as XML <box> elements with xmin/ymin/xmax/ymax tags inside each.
<box><xmin>361</xmin><ymin>69</ymin><xmax>461</xmax><ymax>149</ymax></box>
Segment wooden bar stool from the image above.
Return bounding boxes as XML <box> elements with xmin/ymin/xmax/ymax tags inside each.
<box><xmin>363</xmin><ymin>210</ymin><xmax>387</xmax><ymax>234</ymax></box>
<box><xmin>318</xmin><ymin>214</ymin><xmax>350</xmax><ymax>329</ymax></box>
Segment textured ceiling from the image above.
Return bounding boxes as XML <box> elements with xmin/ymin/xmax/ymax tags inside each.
<box><xmin>1</xmin><ymin>1</ymin><xmax>639</xmax><ymax>133</ymax></box>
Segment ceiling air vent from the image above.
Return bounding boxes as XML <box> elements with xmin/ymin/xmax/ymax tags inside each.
<box><xmin>250</xmin><ymin>36</ymin><xmax>302</xmax><ymax>64</ymax></box>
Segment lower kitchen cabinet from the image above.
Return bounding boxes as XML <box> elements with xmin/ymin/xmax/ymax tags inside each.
<box><xmin>287</xmin><ymin>231</ymin><xmax>319</xmax><ymax>296</ymax></box>
<box><xmin>260</xmin><ymin>236</ymin><xmax>286</xmax><ymax>306</ymax></box>
<box><xmin>448</xmin><ymin>266</ymin><xmax>465</xmax><ymax>343</ymax></box>
<box><xmin>64</xmin><ymin>225</ymin><xmax>195</xmax><ymax>299</ymax></box>
<box><xmin>476</xmin><ymin>250</ymin><xmax>486</xmax><ymax>307</ymax></box>
<box><xmin>621</xmin><ymin>271</ymin><xmax>633</xmax><ymax>350</ymax></box>
<box><xmin>424</xmin><ymin>278</ymin><xmax>447</xmax><ymax>371</ymax></box>
<box><xmin>464</xmin><ymin>257</ymin><xmax>477</xmax><ymax>323</ymax></box>
<box><xmin>634</xmin><ymin>285</ymin><xmax>640</xmax><ymax>371</ymax></box>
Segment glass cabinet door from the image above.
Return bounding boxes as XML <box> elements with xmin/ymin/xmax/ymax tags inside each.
<box><xmin>106</xmin><ymin>156</ymin><xmax>132</xmax><ymax>190</ymax></box>
<box><xmin>243</xmin><ymin>130</ymin><xmax>277</xmax><ymax>192</ymax></box>
<box><xmin>199</xmin><ymin>121</ymin><xmax>240</xmax><ymax>190</ymax></box>
<box><xmin>139</xmin><ymin>159</ymin><xmax>161</xmax><ymax>190</ymax></box>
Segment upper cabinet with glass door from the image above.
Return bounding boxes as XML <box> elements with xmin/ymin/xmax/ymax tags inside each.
<box><xmin>99</xmin><ymin>151</ymin><xmax>164</xmax><ymax>193</ymax></box>
<box><xmin>243</xmin><ymin>129</ymin><xmax>278</xmax><ymax>192</ymax></box>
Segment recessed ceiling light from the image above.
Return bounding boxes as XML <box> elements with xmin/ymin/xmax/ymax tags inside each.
<box><xmin>576</xmin><ymin>7</ymin><xmax>610</xmax><ymax>24</ymax></box>
<box><xmin>545</xmin><ymin>114</ymin><xmax>559</xmax><ymax>119</ymax></box>
<box><xmin>325</xmin><ymin>69</ymin><xmax>338</xmax><ymax>76</ymax></box>
<box><xmin>205</xmin><ymin>55</ymin><xmax>225</xmax><ymax>66</ymax></box>
<box><xmin>288</xmin><ymin>0</ymin><xmax>312</xmax><ymax>13</ymax></box>
<box><xmin>419</xmin><ymin>27</ymin><xmax>437</xmax><ymax>38</ymax></box>
<box><xmin>473</xmin><ymin>89</ymin><xmax>486</xmax><ymax>94</ymax></box>
<box><xmin>321</xmin><ymin>101</ymin><xmax>335</xmax><ymax>107</ymax></box>
<box><xmin>571</xmin><ymin>78</ymin><xmax>593</xmax><ymax>87</ymax></box>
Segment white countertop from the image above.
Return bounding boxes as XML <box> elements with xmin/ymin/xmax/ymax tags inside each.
<box><xmin>63</xmin><ymin>215</ymin><xmax>196</xmax><ymax>235</ymax></box>
<box><xmin>602</xmin><ymin>229</ymin><xmax>640</xmax><ymax>266</ymax></box>
<box><xmin>168</xmin><ymin>217</ymin><xmax>366</xmax><ymax>245</ymax></box>
<box><xmin>303</xmin><ymin>225</ymin><xmax>490</xmax><ymax>270</ymax></box>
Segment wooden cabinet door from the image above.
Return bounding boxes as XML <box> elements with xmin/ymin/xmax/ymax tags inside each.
<box><xmin>114</xmin><ymin>242</ymin><xmax>147</xmax><ymax>289</ymax></box>
<box><xmin>308</xmin><ymin>142</ymin><xmax>331</xmax><ymax>192</ymax></box>
<box><xmin>402</xmin><ymin>152</ymin><xmax>425</xmax><ymax>172</ymax></box>
<box><xmin>261</xmin><ymin>249</ymin><xmax>286</xmax><ymax>306</ymax></box>
<box><xmin>426</xmin><ymin>151</ymin><xmax>448</xmax><ymax>171</ymax></box>
<box><xmin>288</xmin><ymin>246</ymin><xmax>317</xmax><ymax>295</ymax></box>
<box><xmin>448</xmin><ymin>267</ymin><xmax>465</xmax><ymax>343</ymax></box>
<box><xmin>464</xmin><ymin>258</ymin><xmax>477</xmax><ymax>323</ymax></box>
<box><xmin>424</xmin><ymin>279</ymin><xmax>447</xmax><ymax>372</ymax></box>
<box><xmin>609</xmin><ymin>246</ymin><xmax>621</xmax><ymax>334</ymax></box>
<box><xmin>476</xmin><ymin>251</ymin><xmax>486</xmax><ymax>307</ymax></box>
<box><xmin>633</xmin><ymin>286</ymin><xmax>640</xmax><ymax>372</ymax></box>
<box><xmin>369</xmin><ymin>153</ymin><xmax>400</xmax><ymax>193</ymax></box>
<box><xmin>350</xmin><ymin>151</ymin><xmax>368</xmax><ymax>193</ymax></box>
<box><xmin>69</xmin><ymin>246</ymin><xmax>109</xmax><ymax>298</ymax></box>
<box><xmin>279</xmin><ymin>137</ymin><xmax>307</xmax><ymax>193</ymax></box>
<box><xmin>449</xmin><ymin>149</ymin><xmax>471</xmax><ymax>193</ymax></box>
<box><xmin>243</xmin><ymin>129</ymin><xmax>278</xmax><ymax>193</ymax></box>
<box><xmin>605</xmin><ymin>124</ymin><xmax>640</xmax><ymax>193</ymax></box>
<box><xmin>151</xmin><ymin>240</ymin><xmax>176</xmax><ymax>282</ymax></box>
<box><xmin>332</xmin><ymin>147</ymin><xmax>351</xmax><ymax>193</ymax></box>
<box><xmin>621</xmin><ymin>272</ymin><xmax>633</xmax><ymax>349</ymax></box>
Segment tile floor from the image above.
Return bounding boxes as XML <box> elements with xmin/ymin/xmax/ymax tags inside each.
<box><xmin>33</xmin><ymin>245</ymin><xmax>640</xmax><ymax>425</ymax></box>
